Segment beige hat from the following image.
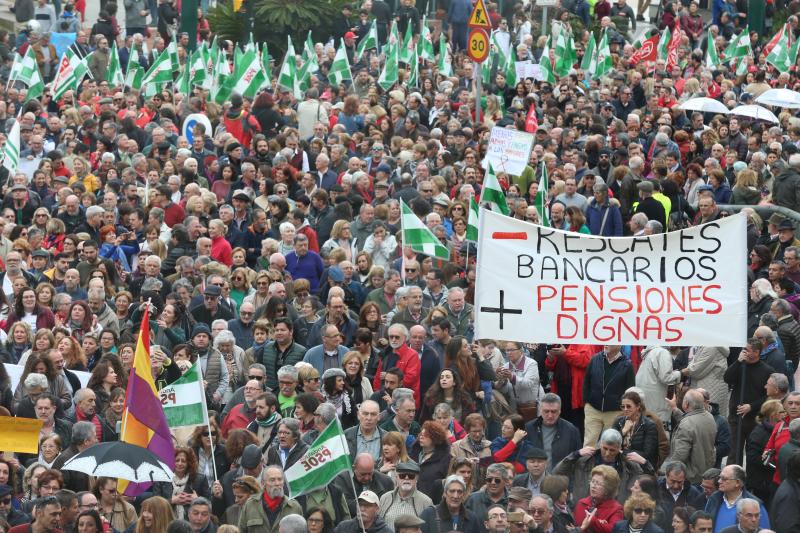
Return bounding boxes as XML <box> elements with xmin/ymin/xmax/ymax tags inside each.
<box><xmin>357</xmin><ymin>490</ymin><xmax>380</xmax><ymax>505</ymax></box>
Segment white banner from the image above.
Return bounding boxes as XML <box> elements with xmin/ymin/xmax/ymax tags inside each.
<box><xmin>481</xmin><ymin>127</ymin><xmax>534</xmax><ymax>176</ymax></box>
<box><xmin>474</xmin><ymin>209</ymin><xmax>748</xmax><ymax>346</ymax></box>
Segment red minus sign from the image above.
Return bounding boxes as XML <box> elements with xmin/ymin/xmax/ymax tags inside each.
<box><xmin>492</xmin><ymin>232</ymin><xmax>528</xmax><ymax>240</ymax></box>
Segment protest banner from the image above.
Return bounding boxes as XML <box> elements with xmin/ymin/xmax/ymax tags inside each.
<box><xmin>286</xmin><ymin>417</ymin><xmax>351</xmax><ymax>498</ymax></box>
<box><xmin>0</xmin><ymin>418</ymin><xmax>43</xmax><ymax>454</ymax></box>
<box><xmin>474</xmin><ymin>209</ymin><xmax>748</xmax><ymax>346</ymax></box>
<box><xmin>159</xmin><ymin>362</ymin><xmax>208</xmax><ymax>428</ymax></box>
<box><xmin>481</xmin><ymin>127</ymin><xmax>534</xmax><ymax>176</ymax></box>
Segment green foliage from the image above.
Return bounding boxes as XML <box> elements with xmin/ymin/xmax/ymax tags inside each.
<box><xmin>208</xmin><ymin>0</ymin><xmax>350</xmax><ymax>56</ymax></box>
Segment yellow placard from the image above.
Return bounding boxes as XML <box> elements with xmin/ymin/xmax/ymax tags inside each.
<box><xmin>0</xmin><ymin>418</ymin><xmax>44</xmax><ymax>454</ymax></box>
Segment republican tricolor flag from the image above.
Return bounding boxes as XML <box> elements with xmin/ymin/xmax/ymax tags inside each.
<box><xmin>119</xmin><ymin>306</ymin><xmax>175</xmax><ymax>496</ymax></box>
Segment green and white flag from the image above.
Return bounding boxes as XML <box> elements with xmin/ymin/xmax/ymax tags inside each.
<box><xmin>278</xmin><ymin>37</ymin><xmax>303</xmax><ymax>99</ymax></box>
<box><xmin>2</xmin><ymin>121</ymin><xmax>19</xmax><ymax>176</ymax></box>
<box><xmin>328</xmin><ymin>40</ymin><xmax>352</xmax><ymax>86</ymax></box>
<box><xmin>467</xmin><ymin>196</ymin><xmax>479</xmax><ymax>242</ymax></box>
<box><xmin>480</xmin><ymin>163</ymin><xmax>510</xmax><ymax>215</ymax></box>
<box><xmin>167</xmin><ymin>40</ymin><xmax>180</xmax><ymax>73</ymax></box>
<box><xmin>581</xmin><ymin>32</ymin><xmax>597</xmax><ymax>76</ymax></box>
<box><xmin>53</xmin><ymin>49</ymin><xmax>89</xmax><ymax>101</ymax></box>
<box><xmin>505</xmin><ymin>47</ymin><xmax>517</xmax><ymax>87</ymax></box>
<box><xmin>212</xmin><ymin>49</ymin><xmax>234</xmax><ymax>104</ymax></box>
<box><xmin>261</xmin><ymin>43</ymin><xmax>273</xmax><ymax>87</ymax></box>
<box><xmin>378</xmin><ymin>42</ymin><xmax>399</xmax><ymax>91</ymax></box>
<box><xmin>417</xmin><ymin>17</ymin><xmax>435</xmax><ymax>61</ymax></box>
<box><xmin>356</xmin><ymin>20</ymin><xmax>378</xmax><ymax>62</ymax></box>
<box><xmin>142</xmin><ymin>48</ymin><xmax>173</xmax><ymax>87</ymax></box>
<box><xmin>10</xmin><ymin>48</ymin><xmax>44</xmax><ymax>99</ymax></box>
<box><xmin>724</xmin><ymin>27</ymin><xmax>750</xmax><ymax>62</ymax></box>
<box><xmin>766</xmin><ymin>28</ymin><xmax>800</xmax><ymax>73</ymax></box>
<box><xmin>188</xmin><ymin>47</ymin><xmax>207</xmax><ymax>87</ymax></box>
<box><xmin>657</xmin><ymin>26</ymin><xmax>672</xmax><ymax>61</ymax></box>
<box><xmin>106</xmin><ymin>42</ymin><xmax>124</xmax><ymax>88</ymax></box>
<box><xmin>538</xmin><ymin>39</ymin><xmax>555</xmax><ymax>84</ymax></box>
<box><xmin>399</xmin><ymin>22</ymin><xmax>414</xmax><ymax>64</ymax></box>
<box><xmin>407</xmin><ymin>48</ymin><xmax>419</xmax><ymax>88</ymax></box>
<box><xmin>159</xmin><ymin>362</ymin><xmax>209</xmax><ymax>428</ymax></box>
<box><xmin>555</xmin><ymin>29</ymin><xmax>576</xmax><ymax>77</ymax></box>
<box><xmin>286</xmin><ymin>419</ymin><xmax>351</xmax><ymax>499</ymax></box>
<box><xmin>297</xmin><ymin>33</ymin><xmax>318</xmax><ymax>92</ymax></box>
<box><xmin>535</xmin><ymin>165</ymin><xmax>550</xmax><ymax>227</ymax></box>
<box><xmin>201</xmin><ymin>37</ymin><xmax>218</xmax><ymax>91</ymax></box>
<box><xmin>438</xmin><ymin>33</ymin><xmax>452</xmax><ymax>77</ymax></box>
<box><xmin>233</xmin><ymin>44</ymin><xmax>266</xmax><ymax>99</ymax></box>
<box><xmin>400</xmin><ymin>199</ymin><xmax>450</xmax><ymax>259</ymax></box>
<box><xmin>124</xmin><ymin>48</ymin><xmax>145</xmax><ymax>89</ymax></box>
<box><xmin>706</xmin><ymin>31</ymin><xmax>720</xmax><ymax>69</ymax></box>
<box><xmin>593</xmin><ymin>30</ymin><xmax>613</xmax><ymax>79</ymax></box>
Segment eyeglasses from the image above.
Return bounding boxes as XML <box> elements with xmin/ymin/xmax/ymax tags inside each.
<box><xmin>201</xmin><ymin>431</ymin><xmax>218</xmax><ymax>437</ymax></box>
<box><xmin>530</xmin><ymin>508</ymin><xmax>547</xmax><ymax>515</ymax></box>
<box><xmin>248</xmin><ymin>375</ymin><xmax>264</xmax><ymax>380</ymax></box>
<box><xmin>405</xmin><ymin>269</ymin><xmax>417</xmax><ymax>273</ymax></box>
<box><xmin>633</xmin><ymin>508</ymin><xmax>652</xmax><ymax>515</ymax></box>
<box><xmin>397</xmin><ymin>473</ymin><xmax>417</xmax><ymax>480</ymax></box>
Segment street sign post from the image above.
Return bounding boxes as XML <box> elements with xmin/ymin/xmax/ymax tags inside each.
<box><xmin>467</xmin><ymin>27</ymin><xmax>489</xmax><ymax>125</ymax></box>
<box><xmin>468</xmin><ymin>0</ymin><xmax>492</xmax><ymax>30</ymax></box>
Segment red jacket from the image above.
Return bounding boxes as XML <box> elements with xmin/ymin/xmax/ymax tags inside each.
<box><xmin>297</xmin><ymin>224</ymin><xmax>320</xmax><ymax>253</ymax></box>
<box><xmin>224</xmin><ymin>109</ymin><xmax>261</xmax><ymax>149</ymax></box>
<box><xmin>574</xmin><ymin>496</ymin><xmax>623</xmax><ymax>533</ymax></box>
<box><xmin>162</xmin><ymin>201</ymin><xmax>186</xmax><ymax>227</ymax></box>
<box><xmin>765</xmin><ymin>416</ymin><xmax>795</xmax><ymax>484</ymax></box>
<box><xmin>546</xmin><ymin>344</ymin><xmax>596</xmax><ymax>410</ymax></box>
<box><xmin>372</xmin><ymin>344</ymin><xmax>421</xmax><ymax>407</ymax></box>
<box><xmin>211</xmin><ymin>235</ymin><xmax>233</xmax><ymax>266</ymax></box>
<box><xmin>221</xmin><ymin>403</ymin><xmax>256</xmax><ymax>438</ymax></box>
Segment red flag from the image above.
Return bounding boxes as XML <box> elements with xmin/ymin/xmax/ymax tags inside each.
<box><xmin>630</xmin><ymin>33</ymin><xmax>659</xmax><ymax>65</ymax></box>
<box><xmin>666</xmin><ymin>18</ymin><xmax>681</xmax><ymax>71</ymax></box>
<box><xmin>524</xmin><ymin>105</ymin><xmax>538</xmax><ymax>133</ymax></box>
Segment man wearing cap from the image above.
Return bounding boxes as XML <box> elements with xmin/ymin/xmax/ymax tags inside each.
<box><xmin>335</xmin><ymin>491</ymin><xmax>391</xmax><ymax>533</ymax></box>
<box><xmin>395</xmin><ymin>515</ymin><xmax>426</xmax><ymax>533</ymax></box>
<box><xmin>189</xmin><ymin>323</ymin><xmax>229</xmax><ymax>406</ymax></box>
<box><xmin>379</xmin><ymin>462</ymin><xmax>433</xmax><ymax>527</ymax></box>
<box><xmin>513</xmin><ymin>448</ymin><xmax>548</xmax><ymax>496</ymax></box>
<box><xmin>212</xmin><ymin>443</ymin><xmax>265</xmax><ymax>517</ymax></box>
<box><xmin>8</xmin><ymin>183</ymin><xmax>36</xmax><ymax>226</ymax></box>
<box><xmin>28</xmin><ymin>249</ymin><xmax>51</xmax><ymax>284</ymax></box>
<box><xmin>237</xmin><ymin>465</ymin><xmax>303</xmax><ymax>533</ymax></box>
<box><xmin>420</xmin><ymin>474</ymin><xmax>479</xmax><ymax>533</ymax></box>
<box><xmin>635</xmin><ymin>180</ymin><xmax>667</xmax><ymax>231</ymax></box>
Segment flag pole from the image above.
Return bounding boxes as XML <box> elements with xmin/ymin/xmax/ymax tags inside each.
<box><xmin>335</xmin><ymin>416</ymin><xmax>367</xmax><ymax>533</ymax></box>
<box><xmin>196</xmin><ymin>361</ymin><xmax>218</xmax><ymax>482</ymax></box>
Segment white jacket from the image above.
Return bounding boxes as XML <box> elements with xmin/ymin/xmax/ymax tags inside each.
<box><xmin>497</xmin><ymin>355</ymin><xmax>542</xmax><ymax>407</ymax></box>
<box><xmin>634</xmin><ymin>346</ymin><xmax>681</xmax><ymax>423</ymax></box>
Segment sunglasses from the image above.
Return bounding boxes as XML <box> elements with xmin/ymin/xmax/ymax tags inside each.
<box><xmin>633</xmin><ymin>508</ymin><xmax>652</xmax><ymax>515</ymax></box>
<box><xmin>201</xmin><ymin>431</ymin><xmax>218</xmax><ymax>437</ymax></box>
<box><xmin>248</xmin><ymin>375</ymin><xmax>264</xmax><ymax>380</ymax></box>
<box><xmin>486</xmin><ymin>478</ymin><xmax>502</xmax><ymax>484</ymax></box>
<box><xmin>397</xmin><ymin>473</ymin><xmax>417</xmax><ymax>480</ymax></box>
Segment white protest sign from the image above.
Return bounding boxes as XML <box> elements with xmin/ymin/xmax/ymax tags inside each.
<box><xmin>7</xmin><ymin>364</ymin><xmax>90</xmax><ymax>394</ymax></box>
<box><xmin>474</xmin><ymin>209</ymin><xmax>748</xmax><ymax>346</ymax></box>
<box><xmin>481</xmin><ymin>127</ymin><xmax>535</xmax><ymax>176</ymax></box>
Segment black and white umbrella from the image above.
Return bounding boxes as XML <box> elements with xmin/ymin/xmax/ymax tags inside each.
<box><xmin>62</xmin><ymin>442</ymin><xmax>174</xmax><ymax>482</ymax></box>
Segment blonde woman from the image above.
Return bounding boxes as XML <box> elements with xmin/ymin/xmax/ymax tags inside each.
<box><xmin>68</xmin><ymin>156</ymin><xmax>101</xmax><ymax>194</ymax></box>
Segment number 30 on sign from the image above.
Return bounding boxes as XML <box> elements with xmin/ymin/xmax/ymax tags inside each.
<box><xmin>468</xmin><ymin>29</ymin><xmax>489</xmax><ymax>63</ymax></box>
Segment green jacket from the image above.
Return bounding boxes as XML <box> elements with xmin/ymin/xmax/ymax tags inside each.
<box><xmin>238</xmin><ymin>493</ymin><xmax>303</xmax><ymax>533</ymax></box>
<box><xmin>259</xmin><ymin>341</ymin><xmax>307</xmax><ymax>391</ymax></box>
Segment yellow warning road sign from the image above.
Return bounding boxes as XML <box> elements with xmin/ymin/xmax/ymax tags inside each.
<box><xmin>468</xmin><ymin>0</ymin><xmax>491</xmax><ymax>30</ymax></box>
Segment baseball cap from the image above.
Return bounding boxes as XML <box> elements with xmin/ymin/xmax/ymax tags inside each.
<box><xmin>357</xmin><ymin>491</ymin><xmax>380</xmax><ymax>505</ymax></box>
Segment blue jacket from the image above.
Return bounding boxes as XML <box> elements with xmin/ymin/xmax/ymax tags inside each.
<box><xmin>447</xmin><ymin>0</ymin><xmax>471</xmax><ymax>24</ymax></box>
<box><xmin>585</xmin><ymin>198</ymin><xmax>623</xmax><ymax>236</ymax></box>
<box><xmin>315</xmin><ymin>169</ymin><xmax>339</xmax><ymax>191</ymax></box>
<box><xmin>302</xmin><ymin>344</ymin><xmax>349</xmax><ymax>375</ymax></box>
<box><xmin>583</xmin><ymin>352</ymin><xmax>635</xmax><ymax>412</ymax></box>
<box><xmin>285</xmin><ymin>250</ymin><xmax>325</xmax><ymax>293</ymax></box>
<box><xmin>705</xmin><ymin>489</ymin><xmax>770</xmax><ymax>532</ymax></box>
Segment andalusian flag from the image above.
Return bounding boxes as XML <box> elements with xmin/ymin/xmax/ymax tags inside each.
<box><xmin>356</xmin><ymin>20</ymin><xmax>378</xmax><ymax>62</ymax></box>
<box><xmin>480</xmin><ymin>164</ymin><xmax>510</xmax><ymax>215</ymax></box>
<box><xmin>52</xmin><ymin>49</ymin><xmax>89</xmax><ymax>100</ymax></box>
<box><xmin>399</xmin><ymin>22</ymin><xmax>414</xmax><ymax>64</ymax></box>
<box><xmin>2</xmin><ymin>121</ymin><xmax>19</xmax><ymax>175</ymax></box>
<box><xmin>10</xmin><ymin>48</ymin><xmax>44</xmax><ymax>99</ymax></box>
<box><xmin>657</xmin><ymin>26</ymin><xmax>672</xmax><ymax>61</ymax></box>
<box><xmin>167</xmin><ymin>40</ymin><xmax>180</xmax><ymax>73</ymax></box>
<box><xmin>417</xmin><ymin>17</ymin><xmax>435</xmax><ymax>61</ymax></box>
<box><xmin>505</xmin><ymin>47</ymin><xmax>517</xmax><ymax>87</ymax></box>
<box><xmin>581</xmin><ymin>32</ymin><xmax>597</xmax><ymax>76</ymax></box>
<box><xmin>125</xmin><ymin>49</ymin><xmax>145</xmax><ymax>88</ymax></box>
<box><xmin>438</xmin><ymin>33</ymin><xmax>452</xmax><ymax>76</ymax></box>
<box><xmin>278</xmin><ymin>37</ymin><xmax>302</xmax><ymax>98</ymax></box>
<box><xmin>400</xmin><ymin>199</ymin><xmax>450</xmax><ymax>259</ymax></box>
<box><xmin>286</xmin><ymin>419</ymin><xmax>350</xmax><ymax>498</ymax></box>
<box><xmin>188</xmin><ymin>47</ymin><xmax>207</xmax><ymax>87</ymax></box>
<box><xmin>466</xmin><ymin>197</ymin><xmax>479</xmax><ymax>242</ymax></box>
<box><xmin>555</xmin><ymin>28</ymin><xmax>576</xmax><ymax>77</ymax></box>
<box><xmin>766</xmin><ymin>27</ymin><xmax>799</xmax><ymax>74</ymax></box>
<box><xmin>106</xmin><ymin>42</ymin><xmax>124</xmax><ymax>87</ymax></box>
<box><xmin>724</xmin><ymin>26</ymin><xmax>751</xmax><ymax>63</ymax></box>
<box><xmin>535</xmin><ymin>166</ymin><xmax>550</xmax><ymax>227</ymax></box>
<box><xmin>159</xmin><ymin>362</ymin><xmax>208</xmax><ymax>428</ymax></box>
<box><xmin>378</xmin><ymin>41</ymin><xmax>399</xmax><ymax>90</ymax></box>
<box><xmin>233</xmin><ymin>44</ymin><xmax>266</xmax><ymax>99</ymax></box>
<box><xmin>706</xmin><ymin>31</ymin><xmax>720</xmax><ymax>68</ymax></box>
<box><xmin>119</xmin><ymin>306</ymin><xmax>175</xmax><ymax>495</ymax></box>
<box><xmin>593</xmin><ymin>30</ymin><xmax>613</xmax><ymax>79</ymax></box>
<box><xmin>297</xmin><ymin>33</ymin><xmax>318</xmax><ymax>92</ymax></box>
<box><xmin>142</xmin><ymin>48</ymin><xmax>173</xmax><ymax>87</ymax></box>
<box><xmin>539</xmin><ymin>40</ymin><xmax>555</xmax><ymax>84</ymax></box>
<box><xmin>328</xmin><ymin>40</ymin><xmax>352</xmax><ymax>86</ymax></box>
<box><xmin>212</xmin><ymin>49</ymin><xmax>234</xmax><ymax>104</ymax></box>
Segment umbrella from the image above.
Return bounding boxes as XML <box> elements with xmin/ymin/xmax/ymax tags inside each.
<box><xmin>729</xmin><ymin>105</ymin><xmax>780</xmax><ymax>123</ymax></box>
<box><xmin>755</xmin><ymin>88</ymin><xmax>800</xmax><ymax>109</ymax></box>
<box><xmin>62</xmin><ymin>442</ymin><xmax>174</xmax><ymax>482</ymax></box>
<box><xmin>678</xmin><ymin>97</ymin><xmax>730</xmax><ymax>114</ymax></box>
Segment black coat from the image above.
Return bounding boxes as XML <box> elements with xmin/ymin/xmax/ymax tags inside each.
<box><xmin>612</xmin><ymin>415</ymin><xmax>660</xmax><ymax>468</ymax></box>
<box><xmin>410</xmin><ymin>443</ymin><xmax>451</xmax><ymax>503</ymax></box>
<box><xmin>771</xmin><ymin>477</ymin><xmax>800</xmax><ymax>533</ymax></box>
<box><xmin>524</xmin><ymin>417</ymin><xmax>581</xmax><ymax>469</ymax></box>
<box><xmin>266</xmin><ymin>441</ymin><xmax>309</xmax><ymax>470</ymax></box>
<box><xmin>420</xmin><ymin>503</ymin><xmax>482</xmax><ymax>533</ymax></box>
<box><xmin>611</xmin><ymin>521</ymin><xmax>663</xmax><ymax>533</ymax></box>
<box><xmin>252</xmin><ymin>106</ymin><xmax>284</xmax><ymax>138</ymax></box>
<box><xmin>745</xmin><ymin>420</ymin><xmax>776</xmax><ymax>501</ymax></box>
<box><xmin>153</xmin><ymin>473</ymin><xmax>211</xmax><ymax>516</ymax></box>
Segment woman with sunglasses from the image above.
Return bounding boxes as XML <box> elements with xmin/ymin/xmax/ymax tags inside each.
<box><xmin>189</xmin><ymin>419</ymin><xmax>229</xmax><ymax>491</ymax></box>
<box><xmin>229</xmin><ymin>267</ymin><xmax>254</xmax><ymax>310</ymax></box>
<box><xmin>611</xmin><ymin>492</ymin><xmax>661</xmax><ymax>533</ymax></box>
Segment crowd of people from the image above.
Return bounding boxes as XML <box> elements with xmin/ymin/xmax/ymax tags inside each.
<box><xmin>0</xmin><ymin>0</ymin><xmax>796</xmax><ymax>531</ymax></box>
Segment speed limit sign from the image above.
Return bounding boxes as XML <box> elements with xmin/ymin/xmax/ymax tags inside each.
<box><xmin>467</xmin><ymin>28</ymin><xmax>489</xmax><ymax>63</ymax></box>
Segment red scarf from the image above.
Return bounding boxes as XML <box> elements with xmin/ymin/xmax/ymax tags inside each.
<box><xmin>76</xmin><ymin>409</ymin><xmax>102</xmax><ymax>442</ymax></box>
<box><xmin>262</xmin><ymin>491</ymin><xmax>283</xmax><ymax>512</ymax></box>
